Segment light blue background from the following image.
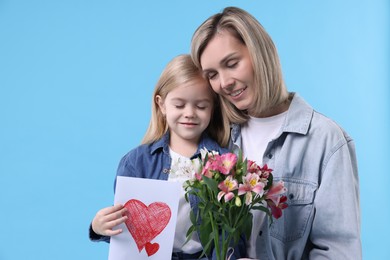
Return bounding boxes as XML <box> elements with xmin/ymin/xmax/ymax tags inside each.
<box><xmin>0</xmin><ymin>1</ymin><xmax>388</xmax><ymax>259</ymax></box>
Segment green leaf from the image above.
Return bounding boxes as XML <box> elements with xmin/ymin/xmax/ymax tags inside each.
<box><xmin>203</xmin><ymin>153</ymin><xmax>209</xmax><ymax>166</ymax></box>
<box><xmin>189</xmin><ymin>209</ymin><xmax>196</xmax><ymax>225</ymax></box>
<box><xmin>183</xmin><ymin>225</ymin><xmax>196</xmax><ymax>246</ymax></box>
<box><xmin>222</xmin><ymin>223</ymin><xmax>235</xmax><ymax>233</ymax></box>
<box><xmin>265</xmin><ymin>173</ymin><xmax>273</xmax><ymax>190</ymax></box>
<box><xmin>202</xmin><ymin>175</ymin><xmax>218</xmax><ymax>192</ymax></box>
<box><xmin>238</xmin><ymin>149</ymin><xmax>243</xmax><ymax>163</ymax></box>
<box><xmin>243</xmin><ymin>213</ymin><xmax>253</xmax><ymax>239</ymax></box>
<box><xmin>242</xmin><ymin>158</ymin><xmax>247</xmax><ymax>174</ymax></box>
<box><xmin>199</xmin><ymin>226</ymin><xmax>214</xmax><ymax>255</ymax></box>
<box><xmin>252</xmin><ymin>204</ymin><xmax>271</xmax><ymax>215</ymax></box>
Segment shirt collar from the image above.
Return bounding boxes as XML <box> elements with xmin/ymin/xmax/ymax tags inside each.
<box><xmin>150</xmin><ymin>132</ymin><xmax>170</xmax><ymax>155</ymax></box>
<box><xmin>281</xmin><ymin>92</ymin><xmax>313</xmax><ymax>135</ymax></box>
<box><xmin>230</xmin><ymin>92</ymin><xmax>314</xmax><ymax>142</ymax></box>
<box><xmin>149</xmin><ymin>132</ymin><xmax>223</xmax><ymax>158</ymax></box>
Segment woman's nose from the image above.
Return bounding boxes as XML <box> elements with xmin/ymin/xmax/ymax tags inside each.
<box><xmin>220</xmin><ymin>72</ymin><xmax>234</xmax><ymax>90</ymax></box>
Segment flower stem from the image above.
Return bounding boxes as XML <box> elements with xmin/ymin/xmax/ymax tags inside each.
<box><xmin>209</xmin><ymin>211</ymin><xmax>221</xmax><ymax>260</ymax></box>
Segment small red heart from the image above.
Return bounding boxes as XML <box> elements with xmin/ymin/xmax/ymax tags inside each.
<box><xmin>124</xmin><ymin>199</ymin><xmax>171</xmax><ymax>254</ymax></box>
<box><xmin>145</xmin><ymin>242</ymin><xmax>160</xmax><ymax>256</ymax></box>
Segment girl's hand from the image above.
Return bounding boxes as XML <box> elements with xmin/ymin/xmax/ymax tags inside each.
<box><xmin>92</xmin><ymin>204</ymin><xmax>128</xmax><ymax>236</ymax></box>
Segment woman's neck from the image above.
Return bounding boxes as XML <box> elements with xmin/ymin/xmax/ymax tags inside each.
<box><xmin>249</xmin><ymin>95</ymin><xmax>292</xmax><ymax>118</ymax></box>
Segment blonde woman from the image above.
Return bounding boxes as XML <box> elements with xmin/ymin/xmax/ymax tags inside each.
<box><xmin>191</xmin><ymin>6</ymin><xmax>361</xmax><ymax>260</ymax></box>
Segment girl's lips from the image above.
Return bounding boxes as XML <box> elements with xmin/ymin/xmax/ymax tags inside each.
<box><xmin>181</xmin><ymin>122</ymin><xmax>198</xmax><ymax>126</ymax></box>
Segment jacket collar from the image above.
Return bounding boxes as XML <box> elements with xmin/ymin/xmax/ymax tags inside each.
<box><xmin>231</xmin><ymin>93</ymin><xmax>314</xmax><ymax>143</ymax></box>
<box><xmin>149</xmin><ymin>132</ymin><xmax>223</xmax><ymax>158</ymax></box>
<box><xmin>281</xmin><ymin>92</ymin><xmax>313</xmax><ymax>135</ymax></box>
<box><xmin>150</xmin><ymin>132</ymin><xmax>170</xmax><ymax>155</ymax></box>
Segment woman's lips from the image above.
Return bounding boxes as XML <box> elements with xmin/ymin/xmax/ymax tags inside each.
<box><xmin>229</xmin><ymin>86</ymin><xmax>247</xmax><ymax>98</ymax></box>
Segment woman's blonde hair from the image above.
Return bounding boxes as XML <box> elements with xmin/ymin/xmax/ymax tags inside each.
<box><xmin>142</xmin><ymin>54</ymin><xmax>230</xmax><ymax>147</ymax></box>
<box><xmin>191</xmin><ymin>6</ymin><xmax>289</xmax><ymax>123</ymax></box>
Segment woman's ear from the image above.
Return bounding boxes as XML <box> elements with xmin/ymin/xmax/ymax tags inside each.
<box><xmin>155</xmin><ymin>95</ymin><xmax>166</xmax><ymax>115</ymax></box>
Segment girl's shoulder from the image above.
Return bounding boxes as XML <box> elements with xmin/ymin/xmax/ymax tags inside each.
<box><xmin>124</xmin><ymin>140</ymin><xmax>165</xmax><ymax>158</ymax></box>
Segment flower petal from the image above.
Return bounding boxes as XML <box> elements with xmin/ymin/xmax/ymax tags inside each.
<box><xmin>224</xmin><ymin>192</ymin><xmax>235</xmax><ymax>202</ymax></box>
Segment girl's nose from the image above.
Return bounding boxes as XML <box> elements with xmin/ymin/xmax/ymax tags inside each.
<box><xmin>184</xmin><ymin>106</ymin><xmax>195</xmax><ymax>118</ymax></box>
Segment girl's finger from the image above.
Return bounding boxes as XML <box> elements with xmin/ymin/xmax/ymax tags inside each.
<box><xmin>106</xmin><ymin>228</ymin><xmax>123</xmax><ymax>236</ymax></box>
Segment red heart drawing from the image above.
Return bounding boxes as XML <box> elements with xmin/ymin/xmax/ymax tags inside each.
<box><xmin>145</xmin><ymin>242</ymin><xmax>160</xmax><ymax>256</ymax></box>
<box><xmin>124</xmin><ymin>199</ymin><xmax>171</xmax><ymax>256</ymax></box>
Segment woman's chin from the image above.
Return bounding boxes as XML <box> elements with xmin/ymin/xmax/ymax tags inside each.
<box><xmin>232</xmin><ymin>101</ymin><xmax>250</xmax><ymax>112</ymax></box>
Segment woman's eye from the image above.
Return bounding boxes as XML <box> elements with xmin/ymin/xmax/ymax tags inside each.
<box><xmin>207</xmin><ymin>72</ymin><xmax>217</xmax><ymax>80</ymax></box>
<box><xmin>227</xmin><ymin>60</ymin><xmax>238</xmax><ymax>68</ymax></box>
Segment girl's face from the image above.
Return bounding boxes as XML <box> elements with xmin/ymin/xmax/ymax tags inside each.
<box><xmin>157</xmin><ymin>77</ymin><xmax>214</xmax><ymax>146</ymax></box>
<box><xmin>200</xmin><ymin>30</ymin><xmax>256</xmax><ymax>113</ymax></box>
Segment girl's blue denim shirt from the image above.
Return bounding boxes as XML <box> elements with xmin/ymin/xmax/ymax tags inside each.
<box><xmin>230</xmin><ymin>93</ymin><xmax>362</xmax><ymax>260</ymax></box>
<box><xmin>115</xmin><ymin>132</ymin><xmax>227</xmax><ymax>184</ymax></box>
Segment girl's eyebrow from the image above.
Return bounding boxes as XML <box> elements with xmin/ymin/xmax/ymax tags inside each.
<box><xmin>171</xmin><ymin>97</ymin><xmax>212</xmax><ymax>103</ymax></box>
<box><xmin>196</xmin><ymin>99</ymin><xmax>212</xmax><ymax>103</ymax></box>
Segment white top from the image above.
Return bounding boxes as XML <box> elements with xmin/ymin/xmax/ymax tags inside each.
<box><xmin>241</xmin><ymin>111</ymin><xmax>287</xmax><ymax>165</ymax></box>
<box><xmin>168</xmin><ymin>148</ymin><xmax>202</xmax><ymax>254</ymax></box>
<box><xmin>241</xmin><ymin>111</ymin><xmax>287</xmax><ymax>257</ymax></box>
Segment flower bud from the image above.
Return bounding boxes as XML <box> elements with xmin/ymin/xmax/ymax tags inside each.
<box><xmin>235</xmin><ymin>196</ymin><xmax>242</xmax><ymax>207</ymax></box>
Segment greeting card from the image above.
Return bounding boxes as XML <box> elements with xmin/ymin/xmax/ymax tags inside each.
<box><xmin>108</xmin><ymin>176</ymin><xmax>181</xmax><ymax>260</ymax></box>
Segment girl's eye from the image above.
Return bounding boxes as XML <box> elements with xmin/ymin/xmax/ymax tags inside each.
<box><xmin>174</xmin><ymin>105</ymin><xmax>184</xmax><ymax>109</ymax></box>
<box><xmin>197</xmin><ymin>103</ymin><xmax>210</xmax><ymax>110</ymax></box>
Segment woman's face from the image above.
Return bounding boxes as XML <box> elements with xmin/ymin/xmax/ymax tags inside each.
<box><xmin>200</xmin><ymin>30</ymin><xmax>256</xmax><ymax>113</ymax></box>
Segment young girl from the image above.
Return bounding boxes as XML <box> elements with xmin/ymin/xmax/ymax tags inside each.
<box><xmin>89</xmin><ymin>54</ymin><xmax>244</xmax><ymax>259</ymax></box>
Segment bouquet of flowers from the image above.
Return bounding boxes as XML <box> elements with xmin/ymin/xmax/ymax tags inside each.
<box><xmin>184</xmin><ymin>149</ymin><xmax>288</xmax><ymax>260</ymax></box>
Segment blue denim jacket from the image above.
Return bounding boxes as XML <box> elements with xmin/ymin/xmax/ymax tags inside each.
<box><xmin>230</xmin><ymin>93</ymin><xmax>361</xmax><ymax>260</ymax></box>
<box><xmin>116</xmin><ymin>132</ymin><xmax>227</xmax><ymax>181</ymax></box>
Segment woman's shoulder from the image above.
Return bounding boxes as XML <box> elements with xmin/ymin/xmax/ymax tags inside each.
<box><xmin>290</xmin><ymin>93</ymin><xmax>352</xmax><ymax>142</ymax></box>
<box><xmin>310</xmin><ymin>110</ymin><xmax>353</xmax><ymax>144</ymax></box>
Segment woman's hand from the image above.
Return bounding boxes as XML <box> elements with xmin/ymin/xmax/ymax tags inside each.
<box><xmin>92</xmin><ymin>204</ymin><xmax>128</xmax><ymax>236</ymax></box>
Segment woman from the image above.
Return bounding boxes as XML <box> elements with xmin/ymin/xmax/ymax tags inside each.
<box><xmin>190</xmin><ymin>6</ymin><xmax>361</xmax><ymax>260</ymax></box>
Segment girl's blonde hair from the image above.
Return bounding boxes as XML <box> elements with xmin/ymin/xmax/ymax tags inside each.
<box><xmin>142</xmin><ymin>54</ymin><xmax>230</xmax><ymax>147</ymax></box>
<box><xmin>191</xmin><ymin>6</ymin><xmax>289</xmax><ymax>123</ymax></box>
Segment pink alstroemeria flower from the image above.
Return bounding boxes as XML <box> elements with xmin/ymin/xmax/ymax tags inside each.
<box><xmin>247</xmin><ymin>160</ymin><xmax>261</xmax><ymax>174</ymax></box>
<box><xmin>218</xmin><ymin>153</ymin><xmax>237</xmax><ymax>175</ymax></box>
<box><xmin>194</xmin><ymin>171</ymin><xmax>206</xmax><ymax>181</ymax></box>
<box><xmin>266</xmin><ymin>181</ymin><xmax>287</xmax><ymax>206</ymax></box>
<box><xmin>267</xmin><ymin>195</ymin><xmax>288</xmax><ymax>219</ymax></box>
<box><xmin>238</xmin><ymin>173</ymin><xmax>265</xmax><ymax>205</ymax></box>
<box><xmin>217</xmin><ymin>176</ymin><xmax>238</xmax><ymax>202</ymax></box>
<box><xmin>259</xmin><ymin>164</ymin><xmax>273</xmax><ymax>179</ymax></box>
<box><xmin>200</xmin><ymin>160</ymin><xmax>216</xmax><ymax>179</ymax></box>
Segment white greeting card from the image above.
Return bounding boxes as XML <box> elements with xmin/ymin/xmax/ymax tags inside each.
<box><xmin>108</xmin><ymin>176</ymin><xmax>181</xmax><ymax>260</ymax></box>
